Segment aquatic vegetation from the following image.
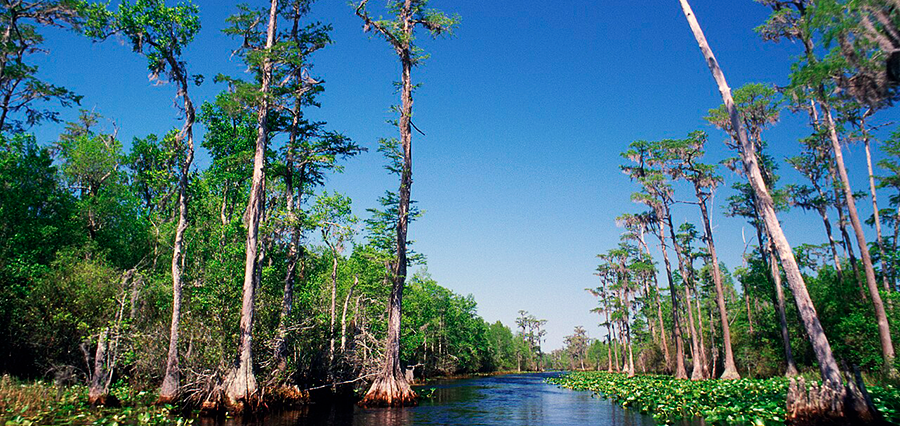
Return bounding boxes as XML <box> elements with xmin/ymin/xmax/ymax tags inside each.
<box><xmin>549</xmin><ymin>371</ymin><xmax>900</xmax><ymax>425</ymax></box>
<box><xmin>0</xmin><ymin>376</ymin><xmax>191</xmax><ymax>426</ymax></box>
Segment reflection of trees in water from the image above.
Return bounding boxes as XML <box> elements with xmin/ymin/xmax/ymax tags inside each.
<box><xmin>195</xmin><ymin>374</ymin><xmax>661</xmax><ymax>426</ymax></box>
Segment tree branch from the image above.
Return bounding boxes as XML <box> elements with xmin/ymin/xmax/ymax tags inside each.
<box><xmin>354</xmin><ymin>0</ymin><xmax>401</xmax><ymax>49</ymax></box>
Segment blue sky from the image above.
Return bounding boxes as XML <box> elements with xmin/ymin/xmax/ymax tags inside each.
<box><xmin>33</xmin><ymin>0</ymin><xmax>899</xmax><ymax>350</ymax></box>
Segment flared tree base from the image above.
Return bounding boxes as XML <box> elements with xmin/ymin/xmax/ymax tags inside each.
<box><xmin>156</xmin><ymin>393</ymin><xmax>177</xmax><ymax>405</ymax></box>
<box><xmin>719</xmin><ymin>367</ymin><xmax>740</xmax><ymax>380</ymax></box>
<box><xmin>786</xmin><ymin>377</ymin><xmax>881</xmax><ymax>425</ymax></box>
<box><xmin>157</xmin><ymin>374</ymin><xmax>179</xmax><ymax>405</ymax></box>
<box><xmin>218</xmin><ymin>363</ymin><xmax>259</xmax><ymax>413</ymax></box>
<box><xmin>358</xmin><ymin>375</ymin><xmax>418</xmax><ymax>407</ymax></box>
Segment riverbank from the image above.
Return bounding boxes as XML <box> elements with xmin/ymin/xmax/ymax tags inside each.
<box><xmin>548</xmin><ymin>371</ymin><xmax>900</xmax><ymax>424</ymax></box>
<box><xmin>0</xmin><ymin>376</ymin><xmax>191</xmax><ymax>425</ymax></box>
<box><xmin>0</xmin><ymin>372</ymin><xmax>515</xmax><ymax>425</ymax></box>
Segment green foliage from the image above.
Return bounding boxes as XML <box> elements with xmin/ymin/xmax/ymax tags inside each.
<box><xmin>112</xmin><ymin>0</ymin><xmax>200</xmax><ymax>82</ymax></box>
<box><xmin>401</xmin><ymin>270</ymin><xmax>495</xmax><ymax>375</ymax></box>
<box><xmin>551</xmin><ymin>371</ymin><xmax>789</xmax><ymax>424</ymax></box>
<box><xmin>353</xmin><ymin>0</ymin><xmax>459</xmax><ymax>64</ymax></box>
<box><xmin>0</xmin><ymin>1</ymin><xmax>84</xmax><ymax>133</ymax></box>
<box><xmin>0</xmin><ymin>376</ymin><xmax>192</xmax><ymax>425</ymax></box>
<box><xmin>552</xmin><ymin>371</ymin><xmax>900</xmax><ymax>424</ymax></box>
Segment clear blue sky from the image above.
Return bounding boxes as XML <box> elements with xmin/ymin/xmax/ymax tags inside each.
<box><xmin>33</xmin><ymin>0</ymin><xmax>899</xmax><ymax>350</ymax></box>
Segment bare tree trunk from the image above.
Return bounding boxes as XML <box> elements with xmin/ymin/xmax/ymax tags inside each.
<box><xmin>273</xmin><ymin>94</ymin><xmax>306</xmax><ymax>371</ymax></box>
<box><xmin>832</xmin><ymin>168</ymin><xmax>866</xmax><ymax>297</ymax></box>
<box><xmin>684</xmin><ymin>284</ymin><xmax>704</xmax><ymax>380</ymax></box>
<box><xmin>697</xmin><ymin>195</ymin><xmax>739</xmax><ymax>379</ymax></box>
<box><xmin>222</xmin><ymin>0</ymin><xmax>278</xmax><ymax>410</ymax></box>
<box><xmin>818</xmin><ymin>201</ymin><xmax>845</xmax><ymax>282</ymax></box>
<box><xmin>89</xmin><ymin>328</ymin><xmax>112</xmax><ymax>406</ymax></box>
<box><xmin>605</xmin><ymin>322</ymin><xmax>613</xmax><ymax>372</ymax></box>
<box><xmin>360</xmin><ymin>1</ymin><xmax>417</xmax><ymax>405</ymax></box>
<box><xmin>626</xmin><ymin>323</ymin><xmax>635</xmax><ymax>377</ymax></box>
<box><xmin>766</xmin><ymin>238</ymin><xmax>799</xmax><ymax>376</ymax></box>
<box><xmin>159</xmin><ymin>65</ymin><xmax>197</xmax><ymax>406</ymax></box>
<box><xmin>709</xmin><ymin>307</ymin><xmax>718</xmax><ymax>377</ymax></box>
<box><xmin>637</xmin><ymin>230</ymin><xmax>671</xmax><ymax>367</ymax></box>
<box><xmin>620</xmin><ymin>282</ymin><xmax>635</xmax><ymax>377</ymax></box>
<box><xmin>657</xmin><ymin>211</ymin><xmax>688</xmax><ymax>379</ymax></box>
<box><xmin>821</xmin><ymin>101</ymin><xmax>896</xmax><ymax>375</ymax></box>
<box><xmin>667</xmin><ymin>215</ymin><xmax>704</xmax><ymax>380</ymax></box>
<box><xmin>678</xmin><ymin>0</ymin><xmax>843</xmax><ymax>392</ymax></box>
<box><xmin>328</xmin><ymin>248</ymin><xmax>338</xmax><ymax>366</ymax></box>
<box><xmin>745</xmin><ymin>292</ymin><xmax>754</xmax><ymax>335</ymax></box>
<box><xmin>341</xmin><ymin>276</ymin><xmax>358</xmax><ymax>353</ymax></box>
<box><xmin>809</xmin><ymin>99</ymin><xmax>844</xmax><ymax>283</ymax></box>
<box><xmin>273</xmin><ymin>246</ymin><xmax>302</xmax><ymax>372</ymax></box>
<box><xmin>612</xmin><ymin>321</ymin><xmax>620</xmax><ymax>372</ymax></box>
<box><xmin>695</xmin><ymin>295</ymin><xmax>709</xmax><ymax>379</ymax></box>
<box><xmin>863</xmin><ymin>125</ymin><xmax>892</xmax><ymax>299</ymax></box>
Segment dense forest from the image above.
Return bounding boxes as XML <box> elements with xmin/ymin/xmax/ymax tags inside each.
<box><xmin>0</xmin><ymin>0</ymin><xmax>563</xmax><ymax>415</ymax></box>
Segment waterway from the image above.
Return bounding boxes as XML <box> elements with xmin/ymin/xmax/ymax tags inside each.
<box><xmin>199</xmin><ymin>372</ymin><xmax>666</xmax><ymax>425</ymax></box>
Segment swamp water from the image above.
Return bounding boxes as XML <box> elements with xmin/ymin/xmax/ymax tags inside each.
<box><xmin>198</xmin><ymin>372</ymin><xmax>681</xmax><ymax>425</ymax></box>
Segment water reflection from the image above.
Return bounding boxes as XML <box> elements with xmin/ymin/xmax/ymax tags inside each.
<box><xmin>200</xmin><ymin>372</ymin><xmax>663</xmax><ymax>426</ymax></box>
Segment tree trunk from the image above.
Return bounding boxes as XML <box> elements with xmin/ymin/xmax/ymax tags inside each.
<box><xmin>832</xmin><ymin>167</ymin><xmax>866</xmax><ymax>296</ymax></box>
<box><xmin>222</xmin><ymin>0</ymin><xmax>278</xmax><ymax>410</ymax></box>
<box><xmin>341</xmin><ymin>276</ymin><xmax>358</xmax><ymax>353</ymax></box>
<box><xmin>695</xmin><ymin>295</ymin><xmax>709</xmax><ymax>379</ymax></box>
<box><xmin>697</xmin><ymin>194</ymin><xmax>739</xmax><ymax>379</ymax></box>
<box><xmin>806</xmin><ymin>101</ymin><xmax>852</xmax><ymax>288</ymax></box>
<box><xmin>745</xmin><ymin>292</ymin><xmax>754</xmax><ymax>334</ymax></box>
<box><xmin>821</xmin><ymin>101</ymin><xmax>896</xmax><ymax>375</ymax></box>
<box><xmin>612</xmin><ymin>321</ymin><xmax>620</xmax><ymax>372</ymax></box>
<box><xmin>637</xmin><ymin>230</ymin><xmax>671</xmax><ymax>367</ymax></box>
<box><xmin>678</xmin><ymin>0</ymin><xmax>844</xmax><ymax>392</ymax></box>
<box><xmin>606</xmin><ymin>321</ymin><xmax>613</xmax><ymax>373</ymax></box>
<box><xmin>626</xmin><ymin>324</ymin><xmax>635</xmax><ymax>377</ymax></box>
<box><xmin>273</xmin><ymin>95</ymin><xmax>306</xmax><ymax>372</ymax></box>
<box><xmin>360</xmin><ymin>1</ymin><xmax>417</xmax><ymax>405</ymax></box>
<box><xmin>709</xmin><ymin>307</ymin><xmax>718</xmax><ymax>377</ymax></box>
<box><xmin>159</xmin><ymin>72</ymin><xmax>196</xmax><ymax>405</ymax></box>
<box><xmin>624</xmin><ymin>284</ymin><xmax>635</xmax><ymax>377</ymax></box>
<box><xmin>328</xmin><ymin>247</ymin><xmax>338</xmax><ymax>366</ymax></box>
<box><xmin>750</xmin><ymin>184</ymin><xmax>798</xmax><ymax>376</ymax></box>
<box><xmin>766</xmin><ymin>237</ymin><xmax>800</xmax><ymax>376</ymax></box>
<box><xmin>88</xmin><ymin>328</ymin><xmax>113</xmax><ymax>406</ymax></box>
<box><xmin>817</xmin><ymin>199</ymin><xmax>844</xmax><ymax>283</ymax></box>
<box><xmin>656</xmin><ymin>211</ymin><xmax>688</xmax><ymax>379</ymax></box>
<box><xmin>863</xmin><ymin>127</ymin><xmax>892</xmax><ymax>298</ymax></box>
<box><xmin>667</xmin><ymin>215</ymin><xmax>704</xmax><ymax>380</ymax></box>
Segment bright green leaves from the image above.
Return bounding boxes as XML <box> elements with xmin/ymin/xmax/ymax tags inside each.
<box><xmin>353</xmin><ymin>0</ymin><xmax>459</xmax><ymax>65</ymax></box>
<box><xmin>219</xmin><ymin>1</ymin><xmax>332</xmax><ymax>112</ymax></box>
<box><xmin>118</xmin><ymin>0</ymin><xmax>200</xmax><ymax>80</ymax></box>
<box><xmin>706</xmin><ymin>82</ymin><xmax>780</xmax><ymax>146</ymax></box>
<box><xmin>126</xmin><ymin>131</ymin><xmax>182</xmax><ymax>214</ymax></box>
<box><xmin>552</xmin><ymin>371</ymin><xmax>900</xmax><ymax>424</ymax></box>
<box><xmin>84</xmin><ymin>0</ymin><xmax>200</xmax><ymax>85</ymax></box>
<box><xmin>312</xmin><ymin>190</ymin><xmax>357</xmax><ymax>251</ymax></box>
<box><xmin>551</xmin><ymin>371</ymin><xmax>789</xmax><ymax>424</ymax></box>
<box><xmin>55</xmin><ymin>111</ymin><xmax>123</xmax><ymax>198</ymax></box>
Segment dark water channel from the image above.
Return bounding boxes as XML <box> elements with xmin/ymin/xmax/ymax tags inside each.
<box><xmin>200</xmin><ymin>372</ymin><xmax>682</xmax><ymax>426</ymax></box>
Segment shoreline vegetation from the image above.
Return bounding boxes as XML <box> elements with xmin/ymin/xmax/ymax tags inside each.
<box><xmin>549</xmin><ymin>371</ymin><xmax>900</xmax><ymax>425</ymax></box>
<box><xmin>0</xmin><ymin>371</ymin><xmax>535</xmax><ymax>425</ymax></box>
